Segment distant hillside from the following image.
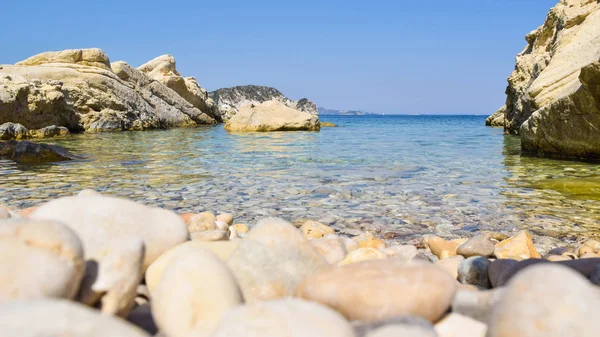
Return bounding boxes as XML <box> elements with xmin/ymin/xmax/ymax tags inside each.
<box><xmin>318</xmin><ymin>107</ymin><xmax>380</xmax><ymax>116</ymax></box>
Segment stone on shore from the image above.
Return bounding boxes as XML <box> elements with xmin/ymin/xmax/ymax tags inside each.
<box><xmin>0</xmin><ymin>219</ymin><xmax>84</xmax><ymax>300</ymax></box>
<box><xmin>216</xmin><ymin>212</ymin><xmax>234</xmax><ymax>225</ymax></box>
<box><xmin>452</xmin><ymin>288</ymin><xmax>505</xmax><ymax>323</ymax></box>
<box><xmin>30</xmin><ymin>195</ymin><xmax>188</xmax><ymax>306</ymax></box>
<box><xmin>381</xmin><ymin>244</ymin><xmax>418</xmax><ymax>260</ymax></box>
<box><xmin>436</xmin><ymin>255</ymin><xmax>464</xmax><ymax>279</ymax></box>
<box><xmin>339</xmin><ymin>247</ymin><xmax>387</xmax><ymax>265</ymax></box>
<box><xmin>224</xmin><ymin>100</ymin><xmax>320</xmax><ymax>132</ymax></box>
<box><xmin>457</xmin><ymin>256</ymin><xmax>491</xmax><ymax>288</ymax></box>
<box><xmin>145</xmin><ymin>240</ymin><xmax>240</xmax><ymax>294</ymax></box>
<box><xmin>185</xmin><ymin>211</ymin><xmax>217</xmax><ymax>232</ymax></box>
<box><xmin>295</xmin><ymin>259</ymin><xmax>457</xmax><ymax>322</ymax></box>
<box><xmin>152</xmin><ymin>248</ymin><xmax>243</xmax><ymax>337</ymax></box>
<box><xmin>311</xmin><ymin>234</ymin><xmax>349</xmax><ymax>265</ymax></box>
<box><xmin>365</xmin><ymin>324</ymin><xmax>437</xmax><ymax>337</ymax></box>
<box><xmin>301</xmin><ymin>220</ymin><xmax>334</xmax><ymax>239</ymax></box>
<box><xmin>354</xmin><ymin>233</ymin><xmax>386</xmax><ymax>249</ymax></box>
<box><xmin>494</xmin><ymin>230</ymin><xmax>540</xmax><ymax>260</ymax></box>
<box><xmin>0</xmin><ymin>299</ymin><xmax>150</xmax><ymax>337</ymax></box>
<box><xmin>456</xmin><ymin>234</ymin><xmax>495</xmax><ymax>258</ymax></box>
<box><xmin>488</xmin><ymin>259</ymin><xmax>519</xmax><ymax>288</ymax></box>
<box><xmin>0</xmin><ymin>122</ymin><xmax>29</xmax><ymax>139</ymax></box>
<box><xmin>495</xmin><ymin>257</ymin><xmax>600</xmax><ymax>287</ymax></box>
<box><xmin>488</xmin><ymin>264</ymin><xmax>600</xmax><ymax>337</ymax></box>
<box><xmin>87</xmin><ymin>237</ymin><xmax>145</xmax><ymax>317</ymax></box>
<box><xmin>227</xmin><ymin>217</ymin><xmax>330</xmax><ymax>303</ymax></box>
<box><xmin>425</xmin><ymin>236</ymin><xmax>466</xmax><ymax>259</ymax></box>
<box><xmin>210</xmin><ymin>299</ymin><xmax>355</xmax><ymax>337</ymax></box>
<box><xmin>435</xmin><ymin>313</ymin><xmax>487</xmax><ymax>337</ymax></box>
<box><xmin>190</xmin><ymin>229</ymin><xmax>227</xmax><ymax>241</ymax></box>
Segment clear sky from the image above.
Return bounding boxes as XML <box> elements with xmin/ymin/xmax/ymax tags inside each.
<box><xmin>2</xmin><ymin>0</ymin><xmax>557</xmax><ymax>114</ymax></box>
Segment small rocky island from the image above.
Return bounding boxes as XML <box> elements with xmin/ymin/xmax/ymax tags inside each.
<box><xmin>487</xmin><ymin>0</ymin><xmax>600</xmax><ymax>160</ymax></box>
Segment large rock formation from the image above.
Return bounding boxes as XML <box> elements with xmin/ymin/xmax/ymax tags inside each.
<box><xmin>224</xmin><ymin>100</ymin><xmax>320</xmax><ymax>132</ymax></box>
<box><xmin>488</xmin><ymin>0</ymin><xmax>600</xmax><ymax>159</ymax></box>
<box><xmin>0</xmin><ymin>48</ymin><xmax>220</xmax><ymax>133</ymax></box>
<box><xmin>210</xmin><ymin>85</ymin><xmax>318</xmax><ymax>121</ymax></box>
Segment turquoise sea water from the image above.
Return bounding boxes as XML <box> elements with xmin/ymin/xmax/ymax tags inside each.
<box><xmin>1</xmin><ymin>115</ymin><xmax>599</xmax><ymax>241</ymax></box>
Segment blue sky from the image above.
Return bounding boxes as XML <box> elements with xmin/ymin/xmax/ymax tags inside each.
<box><xmin>3</xmin><ymin>0</ymin><xmax>557</xmax><ymax>114</ymax></box>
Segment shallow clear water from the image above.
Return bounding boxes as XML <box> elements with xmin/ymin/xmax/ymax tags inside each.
<box><xmin>1</xmin><ymin>115</ymin><xmax>599</xmax><ymax>241</ymax></box>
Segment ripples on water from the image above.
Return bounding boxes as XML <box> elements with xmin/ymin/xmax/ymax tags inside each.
<box><xmin>1</xmin><ymin>115</ymin><xmax>599</xmax><ymax>241</ymax></box>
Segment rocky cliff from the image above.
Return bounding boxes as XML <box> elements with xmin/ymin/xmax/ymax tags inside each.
<box><xmin>488</xmin><ymin>0</ymin><xmax>600</xmax><ymax>160</ymax></box>
<box><xmin>0</xmin><ymin>49</ymin><xmax>220</xmax><ymax>134</ymax></box>
<box><xmin>209</xmin><ymin>85</ymin><xmax>318</xmax><ymax>121</ymax></box>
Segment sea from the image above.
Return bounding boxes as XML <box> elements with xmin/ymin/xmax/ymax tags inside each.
<box><xmin>1</xmin><ymin>115</ymin><xmax>599</xmax><ymax>241</ymax></box>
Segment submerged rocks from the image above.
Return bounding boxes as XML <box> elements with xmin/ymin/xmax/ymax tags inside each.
<box><xmin>0</xmin><ymin>219</ymin><xmax>85</xmax><ymax>300</ymax></box>
<box><xmin>295</xmin><ymin>259</ymin><xmax>457</xmax><ymax>322</ymax></box>
<box><xmin>210</xmin><ymin>299</ymin><xmax>355</xmax><ymax>337</ymax></box>
<box><xmin>0</xmin><ymin>299</ymin><xmax>150</xmax><ymax>337</ymax></box>
<box><xmin>224</xmin><ymin>100</ymin><xmax>321</xmax><ymax>132</ymax></box>
<box><xmin>488</xmin><ymin>264</ymin><xmax>600</xmax><ymax>337</ymax></box>
<box><xmin>227</xmin><ymin>217</ymin><xmax>330</xmax><ymax>303</ymax></box>
<box><xmin>0</xmin><ymin>48</ymin><xmax>218</xmax><ymax>133</ymax></box>
<box><xmin>0</xmin><ymin>123</ymin><xmax>69</xmax><ymax>140</ymax></box>
<box><xmin>487</xmin><ymin>0</ymin><xmax>600</xmax><ymax>159</ymax></box>
<box><xmin>0</xmin><ymin>140</ymin><xmax>81</xmax><ymax>163</ymax></box>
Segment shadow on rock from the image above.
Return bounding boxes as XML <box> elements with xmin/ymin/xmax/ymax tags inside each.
<box><xmin>0</xmin><ymin>140</ymin><xmax>83</xmax><ymax>164</ymax></box>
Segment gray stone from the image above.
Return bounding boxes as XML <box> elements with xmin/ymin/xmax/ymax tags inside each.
<box><xmin>456</xmin><ymin>234</ymin><xmax>495</xmax><ymax>258</ymax></box>
<box><xmin>458</xmin><ymin>256</ymin><xmax>491</xmax><ymax>288</ymax></box>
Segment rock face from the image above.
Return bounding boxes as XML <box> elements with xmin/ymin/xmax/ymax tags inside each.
<box><xmin>0</xmin><ymin>48</ymin><xmax>219</xmax><ymax>132</ymax></box>
<box><xmin>487</xmin><ymin>0</ymin><xmax>600</xmax><ymax>159</ymax></box>
<box><xmin>224</xmin><ymin>100</ymin><xmax>320</xmax><ymax>132</ymax></box>
<box><xmin>210</xmin><ymin>85</ymin><xmax>318</xmax><ymax>121</ymax></box>
<box><xmin>0</xmin><ymin>140</ymin><xmax>81</xmax><ymax>163</ymax></box>
<box><xmin>485</xmin><ymin>106</ymin><xmax>506</xmax><ymax>127</ymax></box>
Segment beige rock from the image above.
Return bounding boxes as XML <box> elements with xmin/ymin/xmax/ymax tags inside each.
<box><xmin>0</xmin><ymin>48</ymin><xmax>218</xmax><ymax>132</ymax></box>
<box><xmin>436</xmin><ymin>255</ymin><xmax>465</xmax><ymax>279</ymax></box>
<box><xmin>215</xmin><ymin>220</ymin><xmax>229</xmax><ymax>231</ymax></box>
<box><xmin>295</xmin><ymin>259</ymin><xmax>457</xmax><ymax>322</ymax></box>
<box><xmin>425</xmin><ymin>236</ymin><xmax>466</xmax><ymax>259</ymax></box>
<box><xmin>343</xmin><ymin>236</ymin><xmax>359</xmax><ymax>252</ymax></box>
<box><xmin>190</xmin><ymin>229</ymin><xmax>227</xmax><ymax>241</ymax></box>
<box><xmin>232</xmin><ymin>223</ymin><xmax>249</xmax><ymax>234</ymax></box>
<box><xmin>488</xmin><ymin>264</ymin><xmax>600</xmax><ymax>337</ymax></box>
<box><xmin>137</xmin><ymin>55</ymin><xmax>218</xmax><ymax>118</ymax></box>
<box><xmin>494</xmin><ymin>230</ymin><xmax>540</xmax><ymax>260</ymax></box>
<box><xmin>452</xmin><ymin>288</ymin><xmax>505</xmax><ymax>323</ymax></box>
<box><xmin>187</xmin><ymin>211</ymin><xmax>217</xmax><ymax>232</ymax></box>
<box><xmin>227</xmin><ymin>218</ymin><xmax>330</xmax><ymax>302</ymax></box>
<box><xmin>381</xmin><ymin>245</ymin><xmax>418</xmax><ymax>260</ymax></box>
<box><xmin>435</xmin><ymin>313</ymin><xmax>487</xmax><ymax>337</ymax></box>
<box><xmin>311</xmin><ymin>234</ymin><xmax>348</xmax><ymax>265</ymax></box>
<box><xmin>211</xmin><ymin>299</ymin><xmax>354</xmax><ymax>337</ymax></box>
<box><xmin>0</xmin><ymin>219</ymin><xmax>84</xmax><ymax>300</ymax></box>
<box><xmin>456</xmin><ymin>234</ymin><xmax>495</xmax><ymax>258</ymax></box>
<box><xmin>354</xmin><ymin>233</ymin><xmax>386</xmax><ymax>250</ymax></box>
<box><xmin>339</xmin><ymin>247</ymin><xmax>387</xmax><ymax>265</ymax></box>
<box><xmin>85</xmin><ymin>237</ymin><xmax>145</xmax><ymax>317</ymax></box>
<box><xmin>30</xmin><ymin>195</ymin><xmax>188</xmax><ymax>305</ymax></box>
<box><xmin>216</xmin><ymin>213</ymin><xmax>234</xmax><ymax>225</ymax></box>
<box><xmin>145</xmin><ymin>240</ymin><xmax>240</xmax><ymax>294</ymax></box>
<box><xmin>151</xmin><ymin>249</ymin><xmax>243</xmax><ymax>337</ymax></box>
<box><xmin>488</xmin><ymin>0</ymin><xmax>600</xmax><ymax>159</ymax></box>
<box><xmin>0</xmin><ymin>299</ymin><xmax>150</xmax><ymax>337</ymax></box>
<box><xmin>581</xmin><ymin>252</ymin><xmax>600</xmax><ymax>259</ymax></box>
<box><xmin>301</xmin><ymin>220</ymin><xmax>335</xmax><ymax>239</ymax></box>
<box><xmin>366</xmin><ymin>324</ymin><xmax>437</xmax><ymax>337</ymax></box>
<box><xmin>485</xmin><ymin>105</ymin><xmax>506</xmax><ymax>127</ymax></box>
<box><xmin>224</xmin><ymin>100</ymin><xmax>320</xmax><ymax>132</ymax></box>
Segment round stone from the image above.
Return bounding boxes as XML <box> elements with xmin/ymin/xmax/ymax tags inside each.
<box><xmin>457</xmin><ymin>256</ymin><xmax>491</xmax><ymax>288</ymax></box>
<box><xmin>295</xmin><ymin>259</ymin><xmax>457</xmax><ymax>322</ymax></box>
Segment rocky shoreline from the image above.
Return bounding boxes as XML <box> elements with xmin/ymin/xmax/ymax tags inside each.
<box><xmin>1</xmin><ymin>191</ymin><xmax>599</xmax><ymax>336</ymax></box>
<box><xmin>487</xmin><ymin>0</ymin><xmax>600</xmax><ymax>160</ymax></box>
